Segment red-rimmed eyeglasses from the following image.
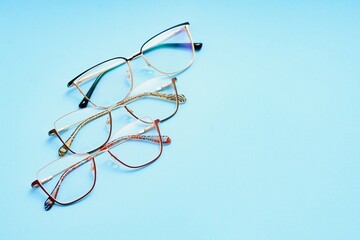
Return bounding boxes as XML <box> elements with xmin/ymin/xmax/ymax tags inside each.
<box><xmin>32</xmin><ymin>118</ymin><xmax>170</xmax><ymax>211</ymax></box>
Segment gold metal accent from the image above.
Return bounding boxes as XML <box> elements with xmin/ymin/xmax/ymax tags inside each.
<box><xmin>73</xmin><ymin>60</ymin><xmax>127</xmax><ymax>86</ymax></box>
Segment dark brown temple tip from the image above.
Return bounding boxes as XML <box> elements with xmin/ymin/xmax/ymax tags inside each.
<box><xmin>31</xmin><ymin>180</ymin><xmax>40</xmax><ymax>188</ymax></box>
<box><xmin>48</xmin><ymin>129</ymin><xmax>56</xmax><ymax>136</ymax></box>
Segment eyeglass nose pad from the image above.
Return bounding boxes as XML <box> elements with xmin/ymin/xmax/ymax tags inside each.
<box><xmin>90</xmin><ymin>163</ymin><xmax>95</xmax><ymax>171</ymax></box>
<box><xmin>106</xmin><ymin>116</ymin><xmax>111</xmax><ymax>132</ymax></box>
<box><xmin>124</xmin><ymin>69</ymin><xmax>131</xmax><ymax>79</ymax></box>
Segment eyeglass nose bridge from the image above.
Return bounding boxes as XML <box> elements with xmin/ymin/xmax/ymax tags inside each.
<box><xmin>127</xmin><ymin>51</ymin><xmax>142</xmax><ymax>61</ymax></box>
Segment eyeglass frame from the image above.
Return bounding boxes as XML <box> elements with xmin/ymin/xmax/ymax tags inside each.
<box><xmin>32</xmin><ymin>119</ymin><xmax>170</xmax><ymax>210</ymax></box>
<box><xmin>66</xmin><ymin>22</ymin><xmax>202</xmax><ymax>109</ymax></box>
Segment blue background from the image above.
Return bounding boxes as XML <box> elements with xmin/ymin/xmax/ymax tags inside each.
<box><xmin>0</xmin><ymin>1</ymin><xmax>359</xmax><ymax>239</ymax></box>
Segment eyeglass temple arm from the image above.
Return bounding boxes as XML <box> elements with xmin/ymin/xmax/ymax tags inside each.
<box><xmin>79</xmin><ymin>75</ymin><xmax>186</xmax><ymax>109</ymax></box>
<box><xmin>124</xmin><ymin>77</ymin><xmax>182</xmax><ymax>123</ymax></box>
<box><xmin>43</xmin><ymin>158</ymin><xmax>92</xmax><ymax>211</ymax></box>
<box><xmin>30</xmin><ymin>156</ymin><xmax>93</xmax><ymax>190</ymax></box>
<box><xmin>141</xmin><ymin>24</ymin><xmax>201</xmax><ymax>52</ymax></box>
<box><xmin>106</xmin><ymin>136</ymin><xmax>171</xmax><ymax>169</ymax></box>
<box><xmin>30</xmin><ymin>156</ymin><xmax>93</xmax><ymax>210</ymax></box>
<box><xmin>128</xmin><ymin>43</ymin><xmax>202</xmax><ymax>61</ymax></box>
<box><xmin>141</xmin><ymin>42</ymin><xmax>202</xmax><ymax>56</ymax></box>
<box><xmin>67</xmin><ymin>60</ymin><xmax>126</xmax><ymax>88</ymax></box>
<box><xmin>78</xmin><ymin>71</ymin><xmax>106</xmax><ymax>108</ymax></box>
<box><xmin>102</xmin><ymin>134</ymin><xmax>171</xmax><ymax>152</ymax></box>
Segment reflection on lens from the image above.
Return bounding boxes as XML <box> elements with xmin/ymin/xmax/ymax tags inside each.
<box><xmin>75</xmin><ymin>58</ymin><xmax>132</xmax><ymax>107</ymax></box>
<box><xmin>54</xmin><ymin>107</ymin><xmax>112</xmax><ymax>154</ymax></box>
<box><xmin>141</xmin><ymin>25</ymin><xmax>194</xmax><ymax>74</ymax></box>
<box><xmin>37</xmin><ymin>154</ymin><xmax>95</xmax><ymax>204</ymax></box>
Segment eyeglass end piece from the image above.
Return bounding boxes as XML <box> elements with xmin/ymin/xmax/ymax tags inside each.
<box><xmin>48</xmin><ymin>129</ymin><xmax>56</xmax><ymax>136</ymax></box>
<box><xmin>194</xmin><ymin>43</ymin><xmax>203</xmax><ymax>51</ymax></box>
<box><xmin>31</xmin><ymin>180</ymin><xmax>40</xmax><ymax>188</ymax></box>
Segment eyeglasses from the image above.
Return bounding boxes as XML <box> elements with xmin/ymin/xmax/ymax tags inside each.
<box><xmin>32</xmin><ymin>118</ymin><xmax>169</xmax><ymax>210</ymax></box>
<box><xmin>67</xmin><ymin>22</ymin><xmax>202</xmax><ymax>108</ymax></box>
<box><xmin>49</xmin><ymin>76</ymin><xmax>185</xmax><ymax>156</ymax></box>
<box><xmin>31</xmin><ymin>22</ymin><xmax>201</xmax><ymax>211</ymax></box>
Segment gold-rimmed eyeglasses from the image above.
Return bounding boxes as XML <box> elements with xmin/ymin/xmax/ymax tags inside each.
<box><xmin>49</xmin><ymin>76</ymin><xmax>185</xmax><ymax>156</ymax></box>
<box><xmin>67</xmin><ymin>22</ymin><xmax>202</xmax><ymax>108</ymax></box>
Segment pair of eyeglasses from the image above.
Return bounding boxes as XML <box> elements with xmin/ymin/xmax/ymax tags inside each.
<box><xmin>67</xmin><ymin>22</ymin><xmax>202</xmax><ymax>108</ymax></box>
<box><xmin>50</xmin><ymin>76</ymin><xmax>185</xmax><ymax>156</ymax></box>
<box><xmin>32</xmin><ymin>118</ymin><xmax>169</xmax><ymax>210</ymax></box>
